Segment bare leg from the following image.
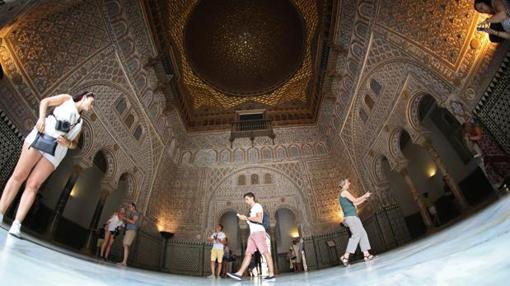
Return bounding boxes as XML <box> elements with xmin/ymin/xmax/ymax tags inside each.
<box><xmin>216</xmin><ymin>262</ymin><xmax>222</xmax><ymax>277</ymax></box>
<box><xmin>100</xmin><ymin>232</ymin><xmax>112</xmax><ymax>258</ymax></box>
<box><xmin>221</xmin><ymin>262</ymin><xmax>228</xmax><ymax>277</ymax></box>
<box><xmin>0</xmin><ymin>143</ymin><xmax>42</xmax><ymax>215</ymax></box>
<box><xmin>210</xmin><ymin>261</ymin><xmax>216</xmax><ymax>276</ymax></box>
<box><xmin>105</xmin><ymin>237</ymin><xmax>115</xmax><ymax>259</ymax></box>
<box><xmin>14</xmin><ymin>157</ymin><xmax>54</xmax><ymax>223</ymax></box>
<box><xmin>235</xmin><ymin>253</ymin><xmax>253</xmax><ymax>276</ymax></box>
<box><xmin>121</xmin><ymin>245</ymin><xmax>130</xmax><ymax>265</ymax></box>
<box><xmin>262</xmin><ymin>252</ymin><xmax>275</xmax><ymax>276</ymax></box>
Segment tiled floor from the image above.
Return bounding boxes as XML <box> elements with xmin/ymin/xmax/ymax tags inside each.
<box><xmin>1</xmin><ymin>195</ymin><xmax>510</xmax><ymax>286</ymax></box>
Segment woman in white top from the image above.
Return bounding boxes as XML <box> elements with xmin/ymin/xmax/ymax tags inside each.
<box><xmin>475</xmin><ymin>0</ymin><xmax>510</xmax><ymax>40</ymax></box>
<box><xmin>100</xmin><ymin>207</ymin><xmax>126</xmax><ymax>261</ymax></box>
<box><xmin>0</xmin><ymin>91</ymin><xmax>95</xmax><ymax>237</ymax></box>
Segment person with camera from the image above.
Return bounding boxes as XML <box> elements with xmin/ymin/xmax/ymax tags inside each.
<box><xmin>207</xmin><ymin>223</ymin><xmax>226</xmax><ymax>278</ymax></box>
<box><xmin>100</xmin><ymin>207</ymin><xmax>126</xmax><ymax>261</ymax></box>
<box><xmin>338</xmin><ymin>178</ymin><xmax>374</xmax><ymax>266</ymax></box>
<box><xmin>475</xmin><ymin>0</ymin><xmax>510</xmax><ymax>40</ymax></box>
<box><xmin>0</xmin><ymin>91</ymin><xmax>95</xmax><ymax>238</ymax></box>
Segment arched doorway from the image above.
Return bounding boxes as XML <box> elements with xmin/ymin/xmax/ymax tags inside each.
<box><xmin>219</xmin><ymin>211</ymin><xmax>241</xmax><ymax>274</ymax></box>
<box><xmin>204</xmin><ymin>166</ymin><xmax>311</xmax><ymax>275</ymax></box>
<box><xmin>219</xmin><ymin>211</ymin><xmax>241</xmax><ymax>256</ymax></box>
<box><xmin>99</xmin><ymin>173</ymin><xmax>131</xmax><ymax>227</ymax></box>
<box><xmin>275</xmin><ymin>207</ymin><xmax>299</xmax><ymax>273</ymax></box>
<box><xmin>416</xmin><ymin>94</ymin><xmax>494</xmax><ymax>206</ymax></box>
<box><xmin>398</xmin><ymin>129</ymin><xmax>438</xmax><ymax>235</ymax></box>
<box><xmin>55</xmin><ymin>151</ymin><xmax>107</xmax><ymax>249</ymax></box>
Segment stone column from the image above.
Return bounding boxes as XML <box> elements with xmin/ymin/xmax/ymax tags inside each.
<box><xmin>48</xmin><ymin>165</ymin><xmax>82</xmax><ymax>236</ymax></box>
<box><xmin>85</xmin><ymin>186</ymin><xmax>111</xmax><ymax>251</ymax></box>
<box><xmin>399</xmin><ymin>168</ymin><xmax>433</xmax><ymax>230</ymax></box>
<box><xmin>419</xmin><ymin>140</ymin><xmax>469</xmax><ymax>210</ymax></box>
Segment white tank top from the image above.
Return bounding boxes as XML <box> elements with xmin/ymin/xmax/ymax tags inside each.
<box><xmin>107</xmin><ymin>214</ymin><xmax>124</xmax><ymax>231</ymax></box>
<box><xmin>44</xmin><ymin>96</ymin><xmax>82</xmax><ymax>140</ymax></box>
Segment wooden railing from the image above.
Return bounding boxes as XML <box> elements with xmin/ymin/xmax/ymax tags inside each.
<box><xmin>229</xmin><ymin>119</ymin><xmax>275</xmax><ymax>147</ymax></box>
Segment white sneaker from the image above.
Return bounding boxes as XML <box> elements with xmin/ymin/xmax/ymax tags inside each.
<box><xmin>207</xmin><ymin>274</ymin><xmax>216</xmax><ymax>279</ymax></box>
<box><xmin>8</xmin><ymin>221</ymin><xmax>21</xmax><ymax>238</ymax></box>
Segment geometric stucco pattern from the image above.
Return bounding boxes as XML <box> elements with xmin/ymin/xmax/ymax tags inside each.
<box><xmin>147</xmin><ymin>125</ymin><xmax>365</xmax><ymax>239</ymax></box>
<box><xmin>5</xmin><ymin>1</ymin><xmax>109</xmax><ymax>95</ymax></box>
<box><xmin>321</xmin><ymin>0</ymin><xmax>506</xmax><ymax>204</ymax></box>
<box><xmin>377</xmin><ymin>0</ymin><xmax>476</xmax><ymax>65</ymax></box>
<box><xmin>145</xmin><ymin>0</ymin><xmax>322</xmax><ymax>130</ymax></box>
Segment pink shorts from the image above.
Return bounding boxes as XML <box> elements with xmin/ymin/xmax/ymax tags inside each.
<box><xmin>245</xmin><ymin>231</ymin><xmax>269</xmax><ymax>255</ymax></box>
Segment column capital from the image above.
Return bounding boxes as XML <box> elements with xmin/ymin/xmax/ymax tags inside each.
<box><xmin>392</xmin><ymin>159</ymin><xmax>409</xmax><ymax>173</ymax></box>
<box><xmin>413</xmin><ymin>131</ymin><xmax>433</xmax><ymax>148</ymax></box>
<box><xmin>100</xmin><ymin>181</ymin><xmax>116</xmax><ymax>198</ymax></box>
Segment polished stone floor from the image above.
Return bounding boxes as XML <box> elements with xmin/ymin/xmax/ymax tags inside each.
<box><xmin>1</xmin><ymin>195</ymin><xmax>510</xmax><ymax>286</ymax></box>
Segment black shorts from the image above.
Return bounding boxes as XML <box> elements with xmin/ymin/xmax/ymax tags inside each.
<box><xmin>110</xmin><ymin>230</ymin><xmax>120</xmax><ymax>237</ymax></box>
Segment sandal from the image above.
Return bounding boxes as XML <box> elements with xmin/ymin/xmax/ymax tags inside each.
<box><xmin>364</xmin><ymin>254</ymin><xmax>375</xmax><ymax>262</ymax></box>
<box><xmin>340</xmin><ymin>255</ymin><xmax>349</xmax><ymax>266</ymax></box>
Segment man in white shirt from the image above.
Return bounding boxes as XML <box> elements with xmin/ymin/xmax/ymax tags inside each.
<box><xmin>207</xmin><ymin>224</ymin><xmax>226</xmax><ymax>278</ymax></box>
<box><xmin>227</xmin><ymin>192</ymin><xmax>275</xmax><ymax>281</ymax></box>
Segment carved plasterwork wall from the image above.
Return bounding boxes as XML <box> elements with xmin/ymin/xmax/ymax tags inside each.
<box><xmin>320</xmin><ymin>0</ymin><xmax>508</xmax><ymax>202</ymax></box>
<box><xmin>148</xmin><ymin>125</ymin><xmax>365</xmax><ymax>239</ymax></box>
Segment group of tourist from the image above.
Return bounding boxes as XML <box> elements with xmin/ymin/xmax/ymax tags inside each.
<box><xmin>0</xmin><ymin>89</ymin><xmax>377</xmax><ymax>282</ymax></box>
<box><xmin>0</xmin><ymin>91</ymin><xmax>140</xmax><ymax>266</ymax></box>
<box><xmin>98</xmin><ymin>202</ymin><xmax>140</xmax><ymax>266</ymax></box>
<box><xmin>212</xmin><ymin>180</ymin><xmax>375</xmax><ymax>282</ymax></box>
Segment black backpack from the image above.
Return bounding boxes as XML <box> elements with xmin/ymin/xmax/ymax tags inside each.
<box><xmin>256</xmin><ymin>211</ymin><xmax>270</xmax><ymax>232</ymax></box>
<box><xmin>250</xmin><ymin>208</ymin><xmax>270</xmax><ymax>232</ymax></box>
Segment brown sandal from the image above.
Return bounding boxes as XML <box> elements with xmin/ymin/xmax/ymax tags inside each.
<box><xmin>364</xmin><ymin>254</ymin><xmax>375</xmax><ymax>262</ymax></box>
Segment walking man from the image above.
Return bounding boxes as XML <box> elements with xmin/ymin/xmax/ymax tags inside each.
<box><xmin>227</xmin><ymin>192</ymin><xmax>275</xmax><ymax>281</ymax></box>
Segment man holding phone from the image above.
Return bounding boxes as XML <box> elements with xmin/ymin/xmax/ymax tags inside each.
<box><xmin>207</xmin><ymin>224</ymin><xmax>226</xmax><ymax>278</ymax></box>
<box><xmin>227</xmin><ymin>192</ymin><xmax>275</xmax><ymax>281</ymax></box>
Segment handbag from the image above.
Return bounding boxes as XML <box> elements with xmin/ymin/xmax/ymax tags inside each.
<box><xmin>30</xmin><ymin>132</ymin><xmax>58</xmax><ymax>156</ymax></box>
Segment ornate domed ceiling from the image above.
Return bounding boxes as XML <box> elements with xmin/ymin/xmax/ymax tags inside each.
<box><xmin>184</xmin><ymin>0</ymin><xmax>305</xmax><ymax>96</ymax></box>
<box><xmin>144</xmin><ymin>0</ymin><xmax>331</xmax><ymax>131</ymax></box>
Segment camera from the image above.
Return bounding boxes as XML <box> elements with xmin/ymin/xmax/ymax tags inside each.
<box><xmin>477</xmin><ymin>22</ymin><xmax>489</xmax><ymax>31</ymax></box>
<box><xmin>55</xmin><ymin>120</ymin><xmax>71</xmax><ymax>132</ymax></box>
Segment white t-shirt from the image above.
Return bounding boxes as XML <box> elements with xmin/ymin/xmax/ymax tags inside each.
<box><xmin>292</xmin><ymin>244</ymin><xmax>302</xmax><ymax>263</ymax></box>
<box><xmin>247</xmin><ymin>203</ymin><xmax>266</xmax><ymax>234</ymax></box>
<box><xmin>210</xmin><ymin>231</ymin><xmax>226</xmax><ymax>250</ymax></box>
<box><xmin>107</xmin><ymin>214</ymin><xmax>124</xmax><ymax>232</ymax></box>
